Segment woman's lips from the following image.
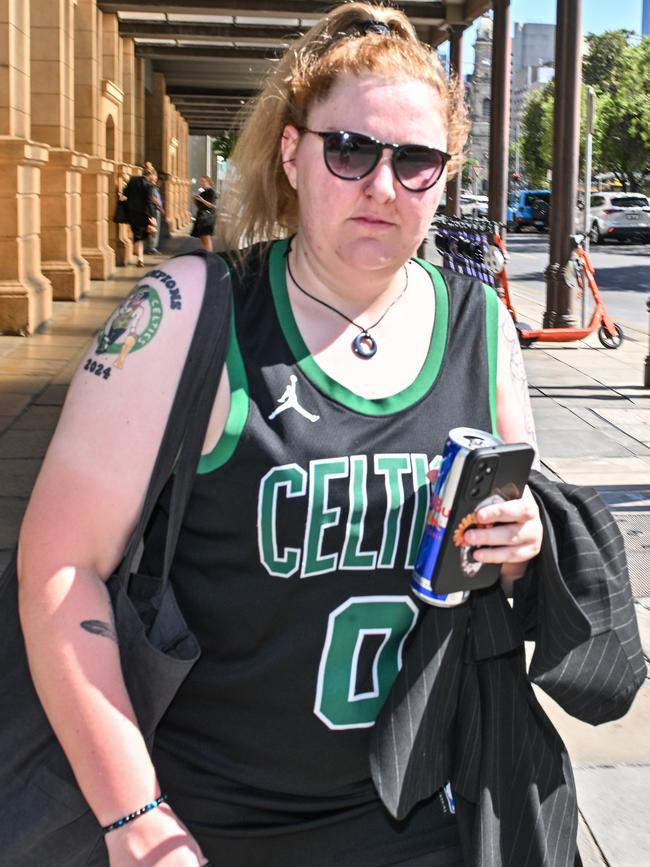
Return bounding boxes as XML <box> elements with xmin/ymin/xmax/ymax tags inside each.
<box><xmin>352</xmin><ymin>216</ymin><xmax>395</xmax><ymax>228</ymax></box>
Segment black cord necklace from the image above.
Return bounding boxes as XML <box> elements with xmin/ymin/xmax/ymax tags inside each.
<box><xmin>284</xmin><ymin>246</ymin><xmax>409</xmax><ymax>360</ymax></box>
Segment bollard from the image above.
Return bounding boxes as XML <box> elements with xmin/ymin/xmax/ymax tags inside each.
<box><xmin>645</xmin><ymin>297</ymin><xmax>650</xmax><ymax>388</ymax></box>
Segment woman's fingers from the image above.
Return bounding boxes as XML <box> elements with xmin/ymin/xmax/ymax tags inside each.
<box><xmin>461</xmin><ymin>486</ymin><xmax>543</xmax><ymax>564</ymax></box>
<box><xmin>474</xmin><ymin>497</ymin><xmax>538</xmax><ymax>526</ymax></box>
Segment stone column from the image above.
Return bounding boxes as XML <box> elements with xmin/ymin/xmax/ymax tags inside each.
<box><xmin>31</xmin><ymin>0</ymin><xmax>90</xmax><ymax>301</ymax></box>
<box><xmin>0</xmin><ymin>0</ymin><xmax>53</xmax><ymax>334</ymax></box>
<box><xmin>544</xmin><ymin>0</ymin><xmax>583</xmax><ymax>327</ymax></box>
<box><xmin>100</xmin><ymin>10</ymin><xmax>132</xmax><ymax>265</ymax></box>
<box><xmin>180</xmin><ymin>118</ymin><xmax>191</xmax><ymax>225</ymax></box>
<box><xmin>75</xmin><ymin>0</ymin><xmax>114</xmax><ymax>279</ymax></box>
<box><xmin>169</xmin><ymin>107</ymin><xmax>180</xmax><ymax>230</ymax></box>
<box><xmin>134</xmin><ymin>56</ymin><xmax>145</xmax><ymax>165</ymax></box>
<box><xmin>122</xmin><ymin>37</ymin><xmax>136</xmax><ymax>166</ymax></box>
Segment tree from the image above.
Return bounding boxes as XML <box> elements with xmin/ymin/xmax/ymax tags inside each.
<box><xmin>582</xmin><ymin>30</ymin><xmax>633</xmax><ymax>90</ymax></box>
<box><xmin>518</xmin><ymin>31</ymin><xmax>650</xmax><ymax>193</ymax></box>
<box><xmin>212</xmin><ymin>133</ymin><xmax>237</xmax><ymax>161</ymax></box>
<box><xmin>462</xmin><ymin>155</ymin><xmax>479</xmax><ymax>190</ymax></box>
<box><xmin>585</xmin><ymin>31</ymin><xmax>650</xmax><ymax>191</ymax></box>
<box><xmin>520</xmin><ymin>83</ymin><xmax>553</xmax><ymax>188</ymax></box>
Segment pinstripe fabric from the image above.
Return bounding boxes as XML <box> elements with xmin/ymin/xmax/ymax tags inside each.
<box><xmin>370</xmin><ymin>470</ymin><xmax>645</xmax><ymax>866</ymax></box>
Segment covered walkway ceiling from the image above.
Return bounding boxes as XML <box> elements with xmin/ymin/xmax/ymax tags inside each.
<box><xmin>98</xmin><ymin>1</ymin><xmax>491</xmax><ymax>135</ymax></box>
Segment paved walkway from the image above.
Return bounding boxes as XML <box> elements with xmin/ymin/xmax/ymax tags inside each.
<box><xmin>1</xmin><ymin>232</ymin><xmax>649</xmax><ymax>865</ymax></box>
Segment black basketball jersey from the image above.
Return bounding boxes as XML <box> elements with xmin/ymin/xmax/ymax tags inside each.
<box><xmin>142</xmin><ymin>238</ymin><xmax>498</xmax><ymax>853</ymax></box>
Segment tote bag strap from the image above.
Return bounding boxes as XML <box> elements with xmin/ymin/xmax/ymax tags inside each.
<box><xmin>117</xmin><ymin>251</ymin><xmax>233</xmax><ymax>585</ymax></box>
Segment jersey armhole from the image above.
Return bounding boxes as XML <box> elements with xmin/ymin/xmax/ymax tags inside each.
<box><xmin>197</xmin><ymin>292</ymin><xmax>250</xmax><ymax>475</ymax></box>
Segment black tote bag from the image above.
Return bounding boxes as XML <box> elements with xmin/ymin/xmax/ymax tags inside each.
<box><xmin>113</xmin><ymin>198</ymin><xmax>130</xmax><ymax>224</ymax></box>
<box><xmin>0</xmin><ymin>252</ymin><xmax>232</xmax><ymax>866</ymax></box>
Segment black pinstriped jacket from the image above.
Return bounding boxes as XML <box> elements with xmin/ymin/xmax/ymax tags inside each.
<box><xmin>370</xmin><ymin>470</ymin><xmax>646</xmax><ymax>867</ymax></box>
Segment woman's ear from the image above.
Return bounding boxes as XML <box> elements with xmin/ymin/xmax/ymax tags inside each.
<box><xmin>281</xmin><ymin>125</ymin><xmax>300</xmax><ymax>190</ymax></box>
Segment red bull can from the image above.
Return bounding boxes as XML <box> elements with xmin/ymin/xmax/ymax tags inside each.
<box><xmin>411</xmin><ymin>427</ymin><xmax>500</xmax><ymax>607</ymax></box>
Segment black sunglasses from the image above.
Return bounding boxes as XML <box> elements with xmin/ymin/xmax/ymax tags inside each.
<box><xmin>301</xmin><ymin>128</ymin><xmax>451</xmax><ymax>192</ymax></box>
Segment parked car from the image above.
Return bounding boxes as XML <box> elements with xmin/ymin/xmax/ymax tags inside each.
<box><xmin>459</xmin><ymin>193</ymin><xmax>489</xmax><ymax>217</ymax></box>
<box><xmin>507</xmin><ymin>189</ymin><xmax>551</xmax><ymax>232</ymax></box>
<box><xmin>587</xmin><ymin>192</ymin><xmax>650</xmax><ymax>244</ymax></box>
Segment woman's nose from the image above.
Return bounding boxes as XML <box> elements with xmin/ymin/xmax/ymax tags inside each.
<box><xmin>363</xmin><ymin>153</ymin><xmax>398</xmax><ymax>202</ymax></box>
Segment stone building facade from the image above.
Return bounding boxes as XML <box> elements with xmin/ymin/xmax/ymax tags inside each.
<box><xmin>466</xmin><ymin>16</ymin><xmax>493</xmax><ymax>195</ymax></box>
<box><xmin>0</xmin><ymin>0</ymin><xmax>192</xmax><ymax>335</ymax></box>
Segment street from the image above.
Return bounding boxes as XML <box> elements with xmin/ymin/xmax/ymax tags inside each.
<box><xmin>503</xmin><ymin>232</ymin><xmax>650</xmax><ymax>341</ymax></box>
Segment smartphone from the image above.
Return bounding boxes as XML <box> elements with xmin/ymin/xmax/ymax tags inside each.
<box><xmin>431</xmin><ymin>442</ymin><xmax>535</xmax><ymax>594</ymax></box>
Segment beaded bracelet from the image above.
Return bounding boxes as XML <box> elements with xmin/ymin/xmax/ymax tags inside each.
<box><xmin>102</xmin><ymin>794</ymin><xmax>169</xmax><ymax>835</ymax></box>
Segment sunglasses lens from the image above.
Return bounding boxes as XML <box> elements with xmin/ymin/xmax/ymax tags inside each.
<box><xmin>323</xmin><ymin>133</ymin><xmax>378</xmax><ymax>179</ymax></box>
<box><xmin>395</xmin><ymin>146</ymin><xmax>445</xmax><ymax>190</ymax></box>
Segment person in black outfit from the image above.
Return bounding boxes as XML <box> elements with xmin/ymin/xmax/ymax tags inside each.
<box><xmin>190</xmin><ymin>176</ymin><xmax>217</xmax><ymax>252</ymax></box>
<box><xmin>123</xmin><ymin>167</ymin><xmax>156</xmax><ymax>266</ymax></box>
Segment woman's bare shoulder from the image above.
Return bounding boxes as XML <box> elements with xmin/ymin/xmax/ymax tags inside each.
<box><xmin>18</xmin><ymin>254</ymin><xmax>216</xmax><ymax>580</ymax></box>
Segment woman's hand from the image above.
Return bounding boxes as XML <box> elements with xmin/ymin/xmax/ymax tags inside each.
<box><xmin>427</xmin><ymin>465</ymin><xmax>542</xmax><ymax>594</ymax></box>
<box><xmin>461</xmin><ymin>484</ymin><xmax>542</xmax><ymax>593</ymax></box>
<box><xmin>105</xmin><ymin>803</ymin><xmax>209</xmax><ymax>866</ymax></box>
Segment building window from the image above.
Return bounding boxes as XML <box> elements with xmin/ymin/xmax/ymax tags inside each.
<box><xmin>482</xmin><ymin>98</ymin><xmax>491</xmax><ymax>118</ymax></box>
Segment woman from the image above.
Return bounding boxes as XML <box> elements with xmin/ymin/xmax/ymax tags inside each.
<box><xmin>18</xmin><ymin>4</ymin><xmax>545</xmax><ymax>865</ymax></box>
<box><xmin>123</xmin><ymin>167</ymin><xmax>157</xmax><ymax>266</ymax></box>
<box><xmin>147</xmin><ymin>172</ymin><xmax>165</xmax><ymax>255</ymax></box>
<box><xmin>191</xmin><ymin>175</ymin><xmax>217</xmax><ymax>252</ymax></box>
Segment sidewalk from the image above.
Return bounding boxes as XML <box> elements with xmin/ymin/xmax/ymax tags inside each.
<box><xmin>1</xmin><ymin>234</ymin><xmax>649</xmax><ymax>865</ymax></box>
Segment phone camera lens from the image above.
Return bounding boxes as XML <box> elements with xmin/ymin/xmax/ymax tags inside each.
<box><xmin>471</xmin><ymin>487</ymin><xmax>479</xmax><ymax>497</ymax></box>
<box><xmin>485</xmin><ymin>467</ymin><xmax>493</xmax><ymax>474</ymax></box>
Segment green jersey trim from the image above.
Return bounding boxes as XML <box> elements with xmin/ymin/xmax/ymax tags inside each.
<box><xmin>197</xmin><ymin>316</ymin><xmax>249</xmax><ymax>474</ymax></box>
<box><xmin>269</xmin><ymin>238</ymin><xmax>449</xmax><ymax>416</ymax></box>
<box><xmin>483</xmin><ymin>283</ymin><xmax>499</xmax><ymax>435</ymax></box>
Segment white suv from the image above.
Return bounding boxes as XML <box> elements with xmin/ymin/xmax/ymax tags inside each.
<box><xmin>588</xmin><ymin>192</ymin><xmax>650</xmax><ymax>244</ymax></box>
<box><xmin>459</xmin><ymin>193</ymin><xmax>489</xmax><ymax>218</ymax></box>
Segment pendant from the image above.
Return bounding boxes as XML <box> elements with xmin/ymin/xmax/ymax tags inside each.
<box><xmin>352</xmin><ymin>331</ymin><xmax>377</xmax><ymax>359</ymax></box>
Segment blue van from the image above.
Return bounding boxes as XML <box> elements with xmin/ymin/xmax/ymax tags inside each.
<box><xmin>507</xmin><ymin>189</ymin><xmax>551</xmax><ymax>232</ymax></box>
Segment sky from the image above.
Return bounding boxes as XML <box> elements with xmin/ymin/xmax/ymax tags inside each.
<box><xmin>460</xmin><ymin>0</ymin><xmax>645</xmax><ymax>74</ymax></box>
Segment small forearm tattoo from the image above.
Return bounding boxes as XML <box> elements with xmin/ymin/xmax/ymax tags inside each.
<box><xmin>501</xmin><ymin>313</ymin><xmax>540</xmax><ymax>466</ymax></box>
<box><xmin>80</xmin><ymin>619</ymin><xmax>118</xmax><ymax>644</ymax></box>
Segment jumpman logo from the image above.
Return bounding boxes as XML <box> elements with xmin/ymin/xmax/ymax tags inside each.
<box><xmin>268</xmin><ymin>375</ymin><xmax>320</xmax><ymax>423</ymax></box>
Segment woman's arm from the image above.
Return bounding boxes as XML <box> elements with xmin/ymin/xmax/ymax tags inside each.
<box><xmin>17</xmin><ymin>256</ymin><xmax>212</xmax><ymax>864</ymax></box>
<box><xmin>463</xmin><ymin>300</ymin><xmax>544</xmax><ymax>592</ymax></box>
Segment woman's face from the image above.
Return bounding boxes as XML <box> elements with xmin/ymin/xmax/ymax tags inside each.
<box><xmin>281</xmin><ymin>73</ymin><xmax>448</xmax><ymax>274</ymax></box>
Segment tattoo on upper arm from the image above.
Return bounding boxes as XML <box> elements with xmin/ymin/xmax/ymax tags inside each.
<box><xmin>80</xmin><ymin>619</ymin><xmax>118</xmax><ymax>644</ymax></box>
<box><xmin>86</xmin><ymin>270</ymin><xmax>183</xmax><ymax>381</ymax></box>
<box><xmin>500</xmin><ymin>311</ymin><xmax>540</xmax><ymax>461</ymax></box>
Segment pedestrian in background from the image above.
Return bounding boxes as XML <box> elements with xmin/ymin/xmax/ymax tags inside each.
<box><xmin>190</xmin><ymin>175</ymin><xmax>217</xmax><ymax>252</ymax></box>
<box><xmin>123</xmin><ymin>166</ymin><xmax>156</xmax><ymax>266</ymax></box>
<box><xmin>147</xmin><ymin>173</ymin><xmax>165</xmax><ymax>255</ymax></box>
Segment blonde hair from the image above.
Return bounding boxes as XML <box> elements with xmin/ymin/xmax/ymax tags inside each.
<box><xmin>218</xmin><ymin>1</ymin><xmax>469</xmax><ymax>251</ymax></box>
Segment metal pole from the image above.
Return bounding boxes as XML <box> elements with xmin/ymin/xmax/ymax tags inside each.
<box><xmin>487</xmin><ymin>0</ymin><xmax>512</xmax><ymax>223</ymax></box>
<box><xmin>544</xmin><ymin>3</ymin><xmax>567</xmax><ymax>326</ymax></box>
<box><xmin>645</xmin><ymin>297</ymin><xmax>650</xmax><ymax>388</ymax></box>
<box><xmin>514</xmin><ymin>121</ymin><xmax>520</xmax><ymax>177</ymax></box>
<box><xmin>445</xmin><ymin>25</ymin><xmax>464</xmax><ymax>217</ymax></box>
<box><xmin>581</xmin><ymin>86</ymin><xmax>595</xmax><ymax>327</ymax></box>
<box><xmin>582</xmin><ymin>88</ymin><xmax>595</xmax><ymax>253</ymax></box>
<box><xmin>545</xmin><ymin>0</ymin><xmax>582</xmax><ymax>328</ymax></box>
